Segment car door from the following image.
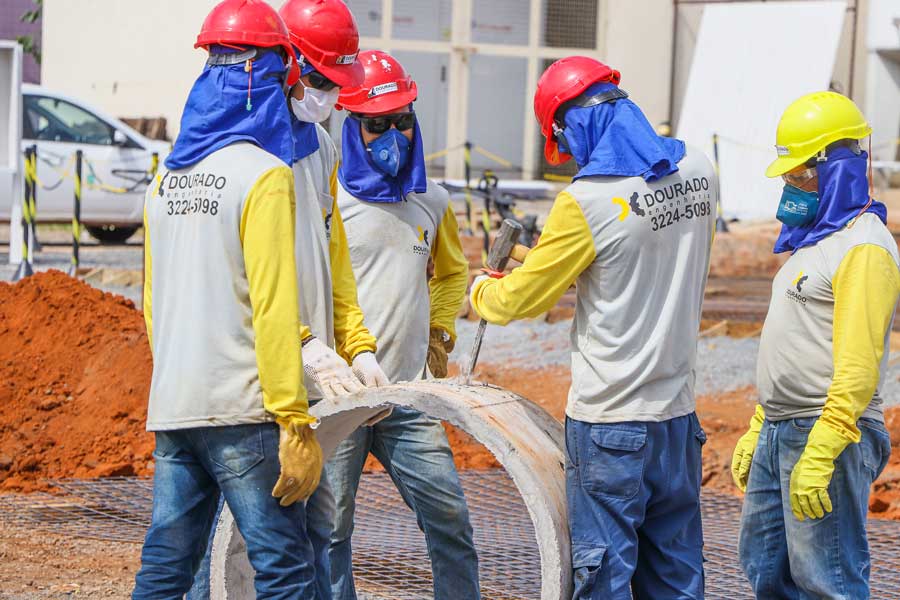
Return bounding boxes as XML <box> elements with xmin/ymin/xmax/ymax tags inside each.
<box><xmin>22</xmin><ymin>94</ymin><xmax>147</xmax><ymax>225</ymax></box>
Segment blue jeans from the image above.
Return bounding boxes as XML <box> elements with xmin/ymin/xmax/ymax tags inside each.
<box><xmin>738</xmin><ymin>417</ymin><xmax>891</xmax><ymax>599</ymax></box>
<box><xmin>566</xmin><ymin>413</ymin><xmax>707</xmax><ymax>600</ymax></box>
<box><xmin>132</xmin><ymin>423</ymin><xmax>317</xmax><ymax>600</ymax></box>
<box><xmin>325</xmin><ymin>406</ymin><xmax>481</xmax><ymax>600</ymax></box>
<box><xmin>186</xmin><ymin>470</ymin><xmax>335</xmax><ymax>600</ymax></box>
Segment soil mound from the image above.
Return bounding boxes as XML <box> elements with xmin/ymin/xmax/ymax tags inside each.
<box><xmin>0</xmin><ymin>271</ymin><xmax>153</xmax><ymax>491</ymax></box>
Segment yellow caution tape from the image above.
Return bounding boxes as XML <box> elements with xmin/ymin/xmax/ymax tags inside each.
<box><xmin>542</xmin><ymin>173</ymin><xmax>571</xmax><ymax>183</ymax></box>
<box><xmin>473</xmin><ymin>146</ymin><xmax>514</xmax><ymax>168</ymax></box>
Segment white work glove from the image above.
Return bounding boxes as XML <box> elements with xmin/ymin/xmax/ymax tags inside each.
<box><xmin>302</xmin><ymin>337</ymin><xmax>364</xmax><ymax>398</ymax></box>
<box><xmin>469</xmin><ymin>274</ymin><xmax>490</xmax><ymax>310</ymax></box>
<box><xmin>351</xmin><ymin>352</ymin><xmax>393</xmax><ymax>426</ymax></box>
<box><xmin>352</xmin><ymin>351</ymin><xmax>389</xmax><ymax>387</ymax></box>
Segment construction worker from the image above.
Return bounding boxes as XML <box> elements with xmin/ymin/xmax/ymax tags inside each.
<box><xmin>132</xmin><ymin>1</ymin><xmax>322</xmax><ymax>598</ymax></box>
<box><xmin>734</xmin><ymin>92</ymin><xmax>898</xmax><ymax>598</ymax></box>
<box><xmin>187</xmin><ymin>2</ymin><xmax>381</xmax><ymax>598</ymax></box>
<box><xmin>326</xmin><ymin>50</ymin><xmax>480</xmax><ymax>600</ymax></box>
<box><xmin>469</xmin><ymin>56</ymin><xmax>717</xmax><ymax>598</ymax></box>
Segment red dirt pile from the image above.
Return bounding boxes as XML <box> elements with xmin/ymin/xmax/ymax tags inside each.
<box><xmin>0</xmin><ymin>271</ymin><xmax>153</xmax><ymax>492</ymax></box>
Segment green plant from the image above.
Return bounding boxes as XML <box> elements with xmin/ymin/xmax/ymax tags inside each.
<box><xmin>16</xmin><ymin>0</ymin><xmax>43</xmax><ymax>65</ymax></box>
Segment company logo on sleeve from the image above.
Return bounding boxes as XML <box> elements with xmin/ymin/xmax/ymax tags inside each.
<box><xmin>413</xmin><ymin>225</ymin><xmax>430</xmax><ymax>255</ymax></box>
<box><xmin>322</xmin><ymin>208</ymin><xmax>333</xmax><ymax>241</ymax></box>
<box><xmin>786</xmin><ymin>271</ymin><xmax>809</xmax><ymax>304</ymax></box>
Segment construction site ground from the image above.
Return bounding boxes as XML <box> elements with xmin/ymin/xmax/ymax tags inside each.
<box><xmin>2</xmin><ymin>187</ymin><xmax>900</xmax><ymax>598</ymax></box>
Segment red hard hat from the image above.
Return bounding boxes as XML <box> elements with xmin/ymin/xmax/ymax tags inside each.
<box><xmin>534</xmin><ymin>56</ymin><xmax>621</xmax><ymax>165</ymax></box>
<box><xmin>196</xmin><ymin>0</ymin><xmax>300</xmax><ymax>86</ymax></box>
<box><xmin>279</xmin><ymin>0</ymin><xmax>364</xmax><ymax>89</ymax></box>
<box><xmin>337</xmin><ymin>50</ymin><xmax>418</xmax><ymax>115</ymax></box>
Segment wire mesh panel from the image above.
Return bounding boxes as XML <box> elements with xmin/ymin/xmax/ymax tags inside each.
<box><xmin>541</xmin><ymin>0</ymin><xmax>598</xmax><ymax>49</ymax></box>
<box><xmin>4</xmin><ymin>471</ymin><xmax>900</xmax><ymax>598</ymax></box>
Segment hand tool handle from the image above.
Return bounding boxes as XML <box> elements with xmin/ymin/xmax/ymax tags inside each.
<box><xmin>462</xmin><ymin>219</ymin><xmax>523</xmax><ymax>384</ymax></box>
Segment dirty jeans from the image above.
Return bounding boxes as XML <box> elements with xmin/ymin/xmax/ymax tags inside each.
<box><xmin>325</xmin><ymin>406</ymin><xmax>481</xmax><ymax>600</ymax></box>
<box><xmin>132</xmin><ymin>423</ymin><xmax>317</xmax><ymax>600</ymax></box>
<box><xmin>738</xmin><ymin>416</ymin><xmax>891</xmax><ymax>599</ymax></box>
<box><xmin>186</xmin><ymin>470</ymin><xmax>335</xmax><ymax>600</ymax></box>
<box><xmin>566</xmin><ymin>413</ymin><xmax>706</xmax><ymax>600</ymax></box>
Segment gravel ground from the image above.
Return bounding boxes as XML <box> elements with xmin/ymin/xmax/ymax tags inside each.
<box><xmin>1</xmin><ymin>225</ymin><xmax>143</xmax><ymax>305</ymax></box>
<box><xmin>450</xmin><ymin>318</ymin><xmax>900</xmax><ymax>405</ymax></box>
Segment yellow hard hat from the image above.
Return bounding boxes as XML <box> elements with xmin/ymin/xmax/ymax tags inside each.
<box><xmin>765</xmin><ymin>91</ymin><xmax>871</xmax><ymax>178</ymax></box>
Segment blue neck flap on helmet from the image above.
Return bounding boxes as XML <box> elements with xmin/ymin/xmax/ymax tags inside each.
<box><xmin>562</xmin><ymin>82</ymin><xmax>685</xmax><ymax>182</ymax></box>
<box><xmin>290</xmin><ymin>51</ymin><xmax>321</xmax><ymax>163</ymax></box>
<box><xmin>291</xmin><ymin>117</ymin><xmax>320</xmax><ymax>163</ymax></box>
<box><xmin>166</xmin><ymin>48</ymin><xmax>294</xmax><ymax>171</ymax></box>
<box><xmin>338</xmin><ymin>116</ymin><xmax>427</xmax><ymax>203</ymax></box>
<box><xmin>773</xmin><ymin>145</ymin><xmax>887</xmax><ymax>254</ymax></box>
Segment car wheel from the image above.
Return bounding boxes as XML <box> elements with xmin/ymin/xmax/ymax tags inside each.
<box><xmin>86</xmin><ymin>225</ymin><xmax>139</xmax><ymax>244</ymax></box>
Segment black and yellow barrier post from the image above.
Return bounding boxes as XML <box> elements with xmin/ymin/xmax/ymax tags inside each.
<box><xmin>68</xmin><ymin>150</ymin><xmax>83</xmax><ymax>277</ymax></box>
<box><xmin>712</xmin><ymin>133</ymin><xmax>728</xmax><ymax>233</ymax></box>
<box><xmin>479</xmin><ymin>170</ymin><xmax>497</xmax><ymax>265</ymax></box>
<box><xmin>463</xmin><ymin>142</ymin><xmax>474</xmax><ymax>235</ymax></box>
<box><xmin>27</xmin><ymin>145</ymin><xmax>41</xmax><ymax>251</ymax></box>
<box><xmin>12</xmin><ymin>147</ymin><xmax>35</xmax><ymax>281</ymax></box>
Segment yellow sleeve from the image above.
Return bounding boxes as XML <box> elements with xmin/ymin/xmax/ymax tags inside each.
<box><xmin>142</xmin><ymin>204</ymin><xmax>153</xmax><ymax>351</ymax></box>
<box><xmin>429</xmin><ymin>204</ymin><xmax>469</xmax><ymax>344</ymax></box>
<box><xmin>240</xmin><ymin>166</ymin><xmax>313</xmax><ymax>427</ymax></box>
<box><xmin>470</xmin><ymin>191</ymin><xmax>596</xmax><ymax>325</ymax></box>
<box><xmin>330</xmin><ymin>194</ymin><xmax>377</xmax><ymax>361</ymax></box>
<box><xmin>822</xmin><ymin>244</ymin><xmax>900</xmax><ymax>443</ymax></box>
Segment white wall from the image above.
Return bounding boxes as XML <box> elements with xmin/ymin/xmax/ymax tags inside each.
<box><xmin>604</xmin><ymin>0</ymin><xmax>675</xmax><ymax>129</ymax></box>
<box><xmin>865</xmin><ymin>0</ymin><xmax>900</xmax><ymax>161</ymax></box>
<box><xmin>42</xmin><ymin>0</ymin><xmax>223</xmax><ymax>139</ymax></box>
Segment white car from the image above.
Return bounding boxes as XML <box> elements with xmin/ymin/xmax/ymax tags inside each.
<box><xmin>0</xmin><ymin>84</ymin><xmax>170</xmax><ymax>243</ymax></box>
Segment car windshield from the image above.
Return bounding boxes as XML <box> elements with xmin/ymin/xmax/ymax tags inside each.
<box><xmin>23</xmin><ymin>95</ymin><xmax>115</xmax><ymax>145</ymax></box>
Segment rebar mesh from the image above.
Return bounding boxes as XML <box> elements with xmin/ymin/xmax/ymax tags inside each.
<box><xmin>3</xmin><ymin>470</ymin><xmax>900</xmax><ymax>598</ymax></box>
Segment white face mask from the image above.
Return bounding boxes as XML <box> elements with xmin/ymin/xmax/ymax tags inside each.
<box><xmin>290</xmin><ymin>83</ymin><xmax>340</xmax><ymax>123</ymax></box>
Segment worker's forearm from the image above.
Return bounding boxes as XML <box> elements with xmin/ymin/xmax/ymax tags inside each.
<box><xmin>241</xmin><ymin>167</ymin><xmax>313</xmax><ymax>426</ymax></box>
<box><xmin>429</xmin><ymin>205</ymin><xmax>469</xmax><ymax>342</ymax></box>
<box><xmin>471</xmin><ymin>191</ymin><xmax>596</xmax><ymax>325</ymax></box>
<box><xmin>822</xmin><ymin>244</ymin><xmax>900</xmax><ymax>442</ymax></box>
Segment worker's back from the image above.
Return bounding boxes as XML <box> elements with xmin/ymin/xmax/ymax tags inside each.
<box><xmin>565</xmin><ymin>145</ymin><xmax>717</xmax><ymax>423</ymax></box>
<box><xmin>145</xmin><ymin>141</ymin><xmax>292</xmax><ymax>430</ymax></box>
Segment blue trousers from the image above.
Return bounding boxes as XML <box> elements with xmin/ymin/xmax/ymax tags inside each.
<box><xmin>187</xmin><ymin>466</ymin><xmax>335</xmax><ymax>600</ymax></box>
<box><xmin>325</xmin><ymin>406</ymin><xmax>481</xmax><ymax>600</ymax></box>
<box><xmin>132</xmin><ymin>423</ymin><xmax>317</xmax><ymax>600</ymax></box>
<box><xmin>566</xmin><ymin>413</ymin><xmax>707</xmax><ymax>600</ymax></box>
<box><xmin>738</xmin><ymin>417</ymin><xmax>891</xmax><ymax>599</ymax></box>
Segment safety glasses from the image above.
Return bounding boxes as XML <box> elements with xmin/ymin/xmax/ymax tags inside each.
<box><xmin>782</xmin><ymin>166</ymin><xmax>817</xmax><ymax>188</ymax></box>
<box><xmin>352</xmin><ymin>112</ymin><xmax>417</xmax><ymax>135</ymax></box>
<box><xmin>306</xmin><ymin>70</ymin><xmax>338</xmax><ymax>91</ymax></box>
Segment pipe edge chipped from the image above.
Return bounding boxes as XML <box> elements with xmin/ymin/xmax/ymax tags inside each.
<box><xmin>209</xmin><ymin>379</ymin><xmax>570</xmax><ymax>600</ymax></box>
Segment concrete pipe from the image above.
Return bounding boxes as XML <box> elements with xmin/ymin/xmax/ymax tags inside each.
<box><xmin>209</xmin><ymin>380</ymin><xmax>570</xmax><ymax>600</ymax></box>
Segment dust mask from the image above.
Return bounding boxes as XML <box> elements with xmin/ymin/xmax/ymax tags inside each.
<box><xmin>290</xmin><ymin>84</ymin><xmax>340</xmax><ymax>123</ymax></box>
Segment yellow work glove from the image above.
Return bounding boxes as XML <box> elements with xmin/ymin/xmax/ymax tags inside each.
<box><xmin>272</xmin><ymin>421</ymin><xmax>323</xmax><ymax>507</ymax></box>
<box><xmin>731</xmin><ymin>405</ymin><xmax>766</xmax><ymax>492</ymax></box>
<box><xmin>789</xmin><ymin>419</ymin><xmax>852</xmax><ymax>521</ymax></box>
<box><xmin>427</xmin><ymin>327</ymin><xmax>453</xmax><ymax>379</ymax></box>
